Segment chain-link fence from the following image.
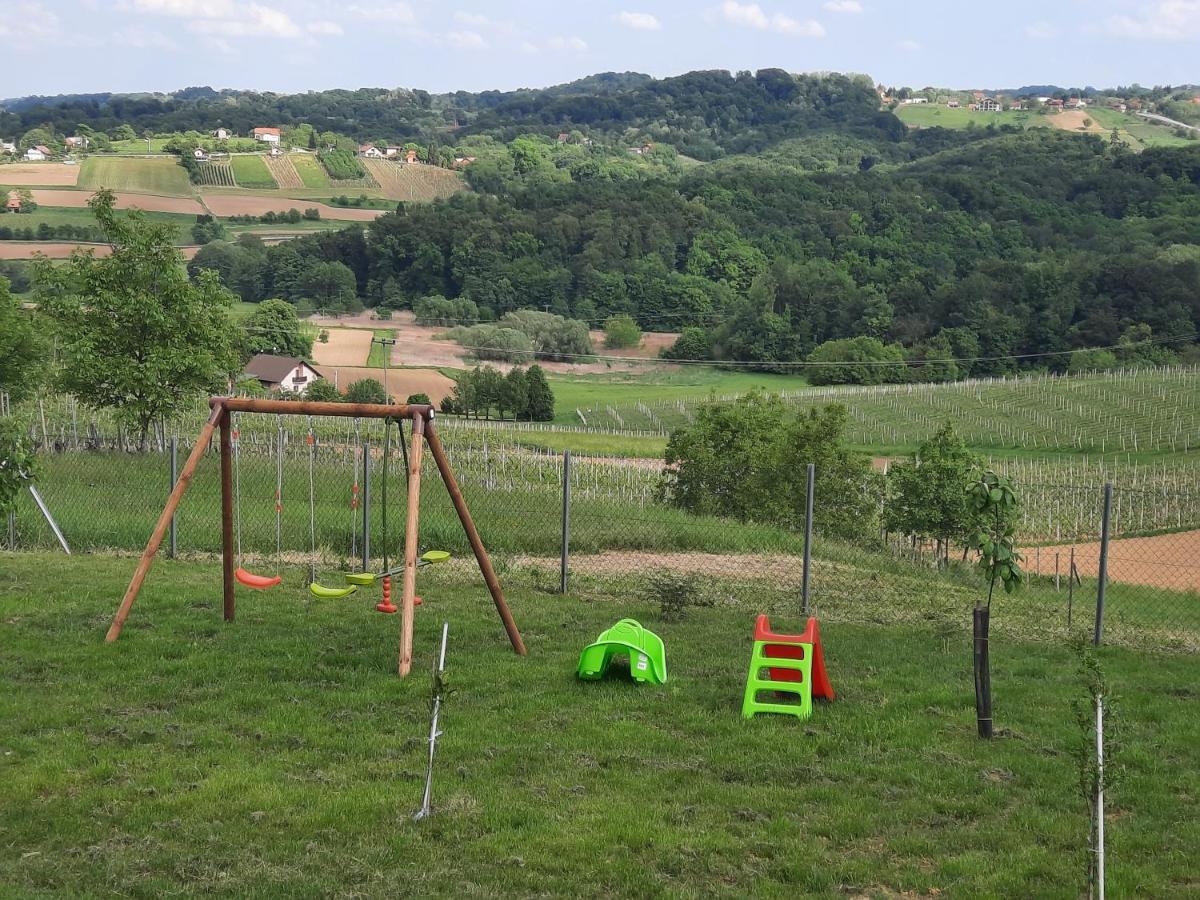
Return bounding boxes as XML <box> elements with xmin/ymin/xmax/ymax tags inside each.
<box><xmin>6</xmin><ymin>417</ymin><xmax>1199</xmax><ymax>653</ymax></box>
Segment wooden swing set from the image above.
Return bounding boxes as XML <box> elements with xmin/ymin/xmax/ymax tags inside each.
<box><xmin>105</xmin><ymin>396</ymin><xmax>527</xmax><ymax>676</ymax></box>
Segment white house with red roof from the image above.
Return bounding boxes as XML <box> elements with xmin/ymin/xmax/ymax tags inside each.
<box><xmin>252</xmin><ymin>127</ymin><xmax>281</xmax><ymax>144</ymax></box>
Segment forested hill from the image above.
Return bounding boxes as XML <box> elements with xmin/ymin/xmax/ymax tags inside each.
<box><xmin>189</xmin><ymin>123</ymin><xmax>1200</xmax><ymax>378</ymax></box>
<box><xmin>0</xmin><ymin>69</ymin><xmax>884</xmax><ymax>160</ymax></box>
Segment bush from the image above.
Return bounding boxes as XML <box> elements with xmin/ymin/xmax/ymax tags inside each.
<box><xmin>662</xmin><ymin>326</ymin><xmax>710</xmax><ymax>360</ymax></box>
<box><xmin>604</xmin><ymin>314</ymin><xmax>642</xmax><ymax>349</ymax></box>
<box><xmin>414</xmin><ymin>295</ymin><xmax>479</xmax><ymax>326</ymax></box>
<box><xmin>318</xmin><ymin>148</ymin><xmax>367</xmax><ymax>180</ymax></box>
<box><xmin>644</xmin><ymin>571</ymin><xmax>704</xmax><ymax>623</ymax></box>
<box><xmin>498</xmin><ymin>309</ymin><xmax>592</xmax><ymax>361</ymax></box>
<box><xmin>806</xmin><ymin>336</ymin><xmax>907</xmax><ymax>386</ymax></box>
<box><xmin>443</xmin><ymin>324</ymin><xmax>533</xmax><ymax>362</ymax></box>
<box><xmin>304</xmin><ymin>379</ymin><xmax>343</xmax><ymax>402</ymax></box>
<box><xmin>406</xmin><ymin>392</ymin><xmax>431</xmax><ymax>405</ymax></box>
<box><xmin>344</xmin><ymin>378</ymin><xmax>388</xmax><ymax>404</ymax></box>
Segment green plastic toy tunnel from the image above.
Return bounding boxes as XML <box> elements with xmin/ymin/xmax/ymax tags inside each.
<box><xmin>576</xmin><ymin>619</ymin><xmax>667</xmax><ymax>685</ymax></box>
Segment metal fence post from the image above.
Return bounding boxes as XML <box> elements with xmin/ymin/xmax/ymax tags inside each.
<box><xmin>1094</xmin><ymin>483</ymin><xmax>1112</xmax><ymax>646</ymax></box>
<box><xmin>168</xmin><ymin>437</ymin><xmax>178</xmax><ymax>559</ymax></box>
<box><xmin>6</xmin><ymin>510</ymin><xmax>14</xmax><ymax>550</ymax></box>
<box><xmin>361</xmin><ymin>440</ymin><xmax>371</xmax><ymax>571</ymax></box>
<box><xmin>801</xmin><ymin>463</ymin><xmax>815</xmax><ymax>614</ymax></box>
<box><xmin>560</xmin><ymin>449</ymin><xmax>571</xmax><ymax>594</ymax></box>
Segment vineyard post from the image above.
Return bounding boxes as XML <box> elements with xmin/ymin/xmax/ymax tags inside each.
<box><xmin>560</xmin><ymin>449</ymin><xmax>571</xmax><ymax>594</ymax></box>
<box><xmin>1094</xmin><ymin>484</ymin><xmax>1112</xmax><ymax>647</ymax></box>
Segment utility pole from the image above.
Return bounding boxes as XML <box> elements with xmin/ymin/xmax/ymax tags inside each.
<box><xmin>371</xmin><ymin>335</ymin><xmax>397</xmax><ymax>402</ymax></box>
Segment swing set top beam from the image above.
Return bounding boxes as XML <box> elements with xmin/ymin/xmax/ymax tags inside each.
<box><xmin>212</xmin><ymin>396</ymin><xmax>434</xmax><ymax>420</ymax></box>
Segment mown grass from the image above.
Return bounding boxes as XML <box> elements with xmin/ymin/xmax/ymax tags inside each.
<box><xmin>229</xmin><ymin>155</ymin><xmax>277</xmax><ymax>189</ymax></box>
<box><xmin>290</xmin><ymin>154</ymin><xmax>330</xmax><ymax>189</ymax></box>
<box><xmin>1</xmin><ymin>553</ymin><xmax>1197</xmax><ymax>896</ymax></box>
<box><xmin>366</xmin><ymin>329</ymin><xmax>395</xmax><ymax>368</ymax></box>
<box><xmin>0</xmin><ymin>206</ymin><xmax>198</xmax><ymax>241</ymax></box>
<box><xmin>78</xmin><ymin>157</ymin><xmax>194</xmax><ymax>197</ymax></box>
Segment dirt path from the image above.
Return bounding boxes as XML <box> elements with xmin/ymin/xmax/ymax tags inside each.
<box><xmin>29</xmin><ymin>189</ymin><xmax>206</xmax><ymax>214</ymax></box>
<box><xmin>0</xmin><ymin>242</ymin><xmax>201</xmax><ymax>259</ymax></box>
<box><xmin>200</xmin><ymin>193</ymin><xmax>382</xmax><ymax>221</ymax></box>
<box><xmin>311</xmin><ymin>328</ymin><xmax>372</xmax><ymax>367</ymax></box>
<box><xmin>0</xmin><ymin>163</ymin><xmax>82</xmax><ymax>186</ymax></box>
<box><xmin>1029</xmin><ymin>529</ymin><xmax>1200</xmax><ymax>593</ymax></box>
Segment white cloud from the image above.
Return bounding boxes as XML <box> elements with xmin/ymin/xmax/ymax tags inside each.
<box><xmin>0</xmin><ymin>1</ymin><xmax>60</xmax><ymax>38</ymax></box>
<box><xmin>615</xmin><ymin>11</ymin><xmax>662</xmax><ymax>30</ymax></box>
<box><xmin>716</xmin><ymin>1</ymin><xmax>825</xmax><ymax>36</ymax></box>
<box><xmin>129</xmin><ymin>0</ymin><xmax>303</xmax><ymax>39</ymax></box>
<box><xmin>1025</xmin><ymin>20</ymin><xmax>1055</xmax><ymax>40</ymax></box>
<box><xmin>823</xmin><ymin>0</ymin><xmax>862</xmax><ymax>12</ymax></box>
<box><xmin>1104</xmin><ymin>0</ymin><xmax>1200</xmax><ymax>39</ymax></box>
<box><xmin>547</xmin><ymin>35</ymin><xmax>588</xmax><ymax>52</ymax></box>
<box><xmin>445</xmin><ymin>29</ymin><xmax>486</xmax><ymax>48</ymax></box>
<box><xmin>346</xmin><ymin>3</ymin><xmax>417</xmax><ymax>25</ymax></box>
<box><xmin>719</xmin><ymin>1</ymin><xmax>769</xmax><ymax>29</ymax></box>
<box><xmin>774</xmin><ymin>14</ymin><xmax>825</xmax><ymax>36</ymax></box>
<box><xmin>453</xmin><ymin>11</ymin><xmax>489</xmax><ymax>26</ymax></box>
<box><xmin>307</xmin><ymin>20</ymin><xmax>343</xmax><ymax>36</ymax></box>
<box><xmin>897</xmin><ymin>38</ymin><xmax>921</xmax><ymax>51</ymax></box>
<box><xmin>519</xmin><ymin>40</ymin><xmax>540</xmax><ymax>54</ymax></box>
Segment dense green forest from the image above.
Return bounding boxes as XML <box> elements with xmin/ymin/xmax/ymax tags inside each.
<box><xmin>11</xmin><ymin>68</ymin><xmax>1200</xmax><ymax>378</ymax></box>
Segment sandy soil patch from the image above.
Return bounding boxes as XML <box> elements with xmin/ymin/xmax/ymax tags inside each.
<box><xmin>0</xmin><ymin>242</ymin><xmax>201</xmax><ymax>260</ymax></box>
<box><xmin>30</xmin><ymin>189</ymin><xmax>205</xmax><ymax>214</ymax></box>
<box><xmin>315</xmin><ymin>365</ymin><xmax>455</xmax><ymax>405</ymax></box>
<box><xmin>0</xmin><ymin>163</ymin><xmax>82</xmax><ymax>186</ymax></box>
<box><xmin>1046</xmin><ymin>110</ymin><xmax>1105</xmax><ymax>133</ymax></box>
<box><xmin>590</xmin><ymin>330</ymin><xmax>678</xmax><ymax>360</ymax></box>
<box><xmin>311</xmin><ymin>328</ymin><xmax>373</xmax><ymax>367</ymax></box>
<box><xmin>1028</xmin><ymin>529</ymin><xmax>1200</xmax><ymax>593</ymax></box>
<box><xmin>200</xmin><ymin>193</ymin><xmax>382</xmax><ymax>221</ymax></box>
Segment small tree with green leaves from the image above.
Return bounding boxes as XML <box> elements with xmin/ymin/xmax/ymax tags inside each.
<box><xmin>0</xmin><ymin>277</ymin><xmax>43</xmax><ymax>404</ymax></box>
<box><xmin>524</xmin><ymin>365</ymin><xmax>555</xmax><ymax>421</ymax></box>
<box><xmin>966</xmin><ymin>470</ymin><xmax>1022</xmax><ymax>738</ymax></box>
<box><xmin>0</xmin><ymin>417</ymin><xmax>37</xmax><ymax>518</ymax></box>
<box><xmin>603</xmin><ymin>314</ymin><xmax>642</xmax><ymax>349</ymax></box>
<box><xmin>345</xmin><ymin>378</ymin><xmax>387</xmax><ymax>405</ymax></box>
<box><xmin>36</xmin><ymin>190</ymin><xmax>239</xmax><ymax>450</ymax></box>
<box><xmin>304</xmin><ymin>380</ymin><xmax>343</xmax><ymax>402</ymax></box>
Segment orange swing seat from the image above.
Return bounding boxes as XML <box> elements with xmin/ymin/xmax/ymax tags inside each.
<box><xmin>235</xmin><ymin>567</ymin><xmax>282</xmax><ymax>590</ymax></box>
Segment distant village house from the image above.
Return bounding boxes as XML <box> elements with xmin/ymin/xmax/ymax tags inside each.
<box><xmin>5</xmin><ymin>190</ymin><xmax>22</xmax><ymax>212</ymax></box>
<box><xmin>213</xmin><ymin>128</ymin><xmax>230</xmax><ymax>140</ymax></box>
<box><xmin>243</xmin><ymin>355</ymin><xmax>324</xmax><ymax>394</ymax></box>
<box><xmin>64</xmin><ymin>135</ymin><xmax>89</xmax><ymax>149</ymax></box>
<box><xmin>252</xmin><ymin>127</ymin><xmax>281</xmax><ymax>144</ymax></box>
<box><xmin>359</xmin><ymin>143</ymin><xmax>384</xmax><ymax>158</ymax></box>
<box><xmin>24</xmin><ymin>145</ymin><xmax>51</xmax><ymax>161</ymax></box>
<box><xmin>977</xmin><ymin>97</ymin><xmax>1002</xmax><ymax>112</ymax></box>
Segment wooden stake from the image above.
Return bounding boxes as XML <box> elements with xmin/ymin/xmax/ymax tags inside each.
<box><xmin>424</xmin><ymin>418</ymin><xmax>526</xmax><ymax>658</ymax></box>
<box><xmin>106</xmin><ymin>404</ymin><xmax>223</xmax><ymax>642</ymax></box>
<box><xmin>220</xmin><ymin>408</ymin><xmax>236</xmax><ymax>623</ymax></box>
<box><xmin>398</xmin><ymin>415</ymin><xmax>425</xmax><ymax>677</ymax></box>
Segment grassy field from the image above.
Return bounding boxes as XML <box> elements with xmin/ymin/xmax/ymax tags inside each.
<box><xmin>79</xmin><ymin>156</ymin><xmax>194</xmax><ymax>196</ymax></box>
<box><xmin>570</xmin><ymin>367</ymin><xmax>1200</xmax><ymax>455</ymax></box>
<box><xmin>106</xmin><ymin>139</ymin><xmax>171</xmax><ymax>154</ymax></box>
<box><xmin>543</xmin><ymin>369</ymin><xmax>811</xmax><ymax>426</ymax></box>
<box><xmin>290</xmin><ymin>154</ymin><xmax>330</xmax><ymax>189</ymax></box>
<box><xmin>366</xmin><ymin>329</ymin><xmax>395</xmax><ymax>368</ymax></box>
<box><xmin>229</xmin><ymin>155</ymin><xmax>277</xmax><ymax>189</ymax></box>
<box><xmin>0</xmin><ymin>205</ymin><xmax>196</xmax><ymax>235</ymax></box>
<box><xmin>894</xmin><ymin>104</ymin><xmax>1190</xmax><ymax>148</ymax></box>
<box><xmin>1</xmin><ymin>553</ymin><xmax>1197</xmax><ymax>895</ymax></box>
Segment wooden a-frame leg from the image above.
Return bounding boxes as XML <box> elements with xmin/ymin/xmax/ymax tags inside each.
<box><xmin>398</xmin><ymin>415</ymin><xmax>425</xmax><ymax>676</ymax></box>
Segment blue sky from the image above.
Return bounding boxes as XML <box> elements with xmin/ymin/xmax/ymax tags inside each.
<box><xmin>1</xmin><ymin>0</ymin><xmax>1197</xmax><ymax>98</ymax></box>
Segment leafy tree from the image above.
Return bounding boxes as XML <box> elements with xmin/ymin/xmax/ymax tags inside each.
<box><xmin>191</xmin><ymin>215</ymin><xmax>226</xmax><ymax>245</ymax></box>
<box><xmin>344</xmin><ymin>378</ymin><xmax>388</xmax><ymax>404</ymax></box>
<box><xmin>884</xmin><ymin>423</ymin><xmax>980</xmax><ymax>564</ymax></box>
<box><xmin>243</xmin><ymin>299</ymin><xmax>312</xmax><ymax>359</ymax></box>
<box><xmin>499</xmin><ymin>309</ymin><xmax>592</xmax><ymax>361</ymax></box>
<box><xmin>524</xmin><ymin>364</ymin><xmax>555</xmax><ymax>421</ymax></box>
<box><xmin>604</xmin><ymin>314</ymin><xmax>642</xmax><ymax>349</ymax></box>
<box><xmin>36</xmin><ymin>190</ymin><xmax>239</xmax><ymax>449</ymax></box>
<box><xmin>304</xmin><ymin>379</ymin><xmax>343</xmax><ymax>402</ymax></box>
<box><xmin>498</xmin><ymin>368</ymin><xmax>528</xmax><ymax>419</ymax></box>
<box><xmin>406</xmin><ymin>392</ymin><xmax>431</xmax><ymax>404</ymax></box>
<box><xmin>299</xmin><ymin>261</ymin><xmax>358</xmax><ymax>311</ymax></box>
<box><xmin>663</xmin><ymin>326</ymin><xmax>710</xmax><ymax>360</ymax></box>
<box><xmin>659</xmin><ymin>396</ymin><xmax>877</xmax><ymax>541</ymax></box>
<box><xmin>19</xmin><ymin>127</ymin><xmax>56</xmax><ymax>152</ymax></box>
<box><xmin>0</xmin><ymin>277</ymin><xmax>43</xmax><ymax>403</ymax></box>
<box><xmin>0</xmin><ymin>417</ymin><xmax>37</xmax><ymax>518</ymax></box>
<box><xmin>807</xmin><ymin>336</ymin><xmax>907</xmax><ymax>385</ymax></box>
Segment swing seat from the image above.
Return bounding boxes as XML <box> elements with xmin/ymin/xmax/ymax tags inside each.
<box><xmin>343</xmin><ymin>551</ymin><xmax>452</xmax><ymax>586</ymax></box>
<box><xmin>309</xmin><ymin>582</ymin><xmax>358</xmax><ymax>599</ymax></box>
<box><xmin>235</xmin><ymin>567</ymin><xmax>282</xmax><ymax>590</ymax></box>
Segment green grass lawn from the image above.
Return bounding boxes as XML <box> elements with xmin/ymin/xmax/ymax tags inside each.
<box><xmin>290</xmin><ymin>154</ymin><xmax>330</xmax><ymax>189</ymax></box>
<box><xmin>230</xmin><ymin>155</ymin><xmax>277</xmax><ymax>189</ymax></box>
<box><xmin>79</xmin><ymin>156</ymin><xmax>194</xmax><ymax>196</ymax></box>
<box><xmin>106</xmin><ymin>139</ymin><xmax>172</xmax><ymax>154</ymax></box>
<box><xmin>1</xmin><ymin>553</ymin><xmax>1197</xmax><ymax>895</ymax></box>
<box><xmin>0</xmin><ymin>206</ymin><xmax>197</xmax><ymax>239</ymax></box>
<box><xmin>895</xmin><ymin>104</ymin><xmax>1189</xmax><ymax>148</ymax></box>
<box><xmin>544</xmin><ymin>369</ymin><xmax>810</xmax><ymax>426</ymax></box>
<box><xmin>366</xmin><ymin>329</ymin><xmax>396</xmax><ymax>368</ymax></box>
